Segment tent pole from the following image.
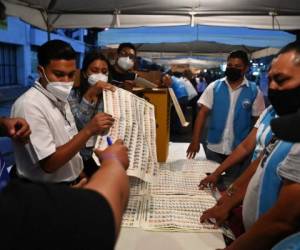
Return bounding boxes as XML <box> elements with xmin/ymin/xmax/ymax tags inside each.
<box><xmin>47</xmin><ymin>24</ymin><xmax>51</xmax><ymax>41</ymax></box>
<box><xmin>40</xmin><ymin>9</ymin><xmax>51</xmax><ymax>41</ymax></box>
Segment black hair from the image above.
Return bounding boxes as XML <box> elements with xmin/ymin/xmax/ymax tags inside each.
<box><xmin>277</xmin><ymin>41</ymin><xmax>300</xmax><ymax>56</ymax></box>
<box><xmin>79</xmin><ymin>49</ymin><xmax>110</xmax><ymax>99</ymax></box>
<box><xmin>38</xmin><ymin>39</ymin><xmax>76</xmax><ymax>67</ymax></box>
<box><xmin>117</xmin><ymin>43</ymin><xmax>136</xmax><ymax>55</ymax></box>
<box><xmin>227</xmin><ymin>50</ymin><xmax>249</xmax><ymax>66</ymax></box>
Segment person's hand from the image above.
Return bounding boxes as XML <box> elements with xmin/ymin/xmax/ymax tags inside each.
<box><xmin>122</xmin><ymin>80</ymin><xmax>136</xmax><ymax>91</ymax></box>
<box><xmin>84</xmin><ymin>81</ymin><xmax>116</xmax><ymax>103</ymax></box>
<box><xmin>161</xmin><ymin>74</ymin><xmax>172</xmax><ymax>87</ymax></box>
<box><xmin>0</xmin><ymin>117</ymin><xmax>31</xmax><ymax>143</ymax></box>
<box><xmin>199</xmin><ymin>172</ymin><xmax>219</xmax><ymax>190</ymax></box>
<box><xmin>94</xmin><ymin>139</ymin><xmax>129</xmax><ymax>170</ymax></box>
<box><xmin>186</xmin><ymin>141</ymin><xmax>200</xmax><ymax>159</ymax></box>
<box><xmin>200</xmin><ymin>202</ymin><xmax>231</xmax><ymax>227</ymax></box>
<box><xmin>86</xmin><ymin>113</ymin><xmax>114</xmax><ymax>136</ymax></box>
<box><xmin>95</xmin><ymin>81</ymin><xmax>116</xmax><ymax>92</ymax></box>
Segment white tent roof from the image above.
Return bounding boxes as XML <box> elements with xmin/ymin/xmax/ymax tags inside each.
<box><xmin>3</xmin><ymin>0</ymin><xmax>300</xmax><ymax>30</ymax></box>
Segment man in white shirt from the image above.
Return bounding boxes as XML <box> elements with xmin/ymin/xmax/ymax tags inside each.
<box><xmin>11</xmin><ymin>40</ymin><xmax>114</xmax><ymax>183</ymax></box>
<box><xmin>187</xmin><ymin>50</ymin><xmax>265</xmax><ymax>185</ymax></box>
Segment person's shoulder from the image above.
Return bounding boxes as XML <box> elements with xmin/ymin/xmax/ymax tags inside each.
<box><xmin>18</xmin><ymin>87</ymin><xmax>46</xmax><ymax>105</ymax></box>
<box><xmin>205</xmin><ymin>78</ymin><xmax>222</xmax><ymax>90</ymax></box>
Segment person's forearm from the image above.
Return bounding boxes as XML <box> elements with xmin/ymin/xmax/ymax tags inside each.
<box><xmin>214</xmin><ymin>146</ymin><xmax>250</xmax><ymax>176</ymax></box>
<box><xmin>214</xmin><ymin>129</ymin><xmax>257</xmax><ymax>176</ymax></box>
<box><xmin>226</xmin><ymin>215</ymin><xmax>295</xmax><ymax>250</ymax></box>
<box><xmin>221</xmin><ymin>157</ymin><xmax>261</xmax><ymax>210</ymax></box>
<box><xmin>233</xmin><ymin>156</ymin><xmax>261</xmax><ymax>189</ymax></box>
<box><xmin>84</xmin><ymin>158</ymin><xmax>129</xmax><ymax>237</ymax></box>
<box><xmin>228</xmin><ymin>180</ymin><xmax>300</xmax><ymax>250</ymax></box>
<box><xmin>40</xmin><ymin>127</ymin><xmax>93</xmax><ymax>172</ymax></box>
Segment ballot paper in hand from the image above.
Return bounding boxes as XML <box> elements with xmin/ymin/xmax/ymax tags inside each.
<box><xmin>93</xmin><ymin>87</ymin><xmax>158</xmax><ymax>183</ymax></box>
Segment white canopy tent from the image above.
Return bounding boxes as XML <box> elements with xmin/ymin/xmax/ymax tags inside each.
<box><xmin>3</xmin><ymin>0</ymin><xmax>300</xmax><ymax>30</ymax></box>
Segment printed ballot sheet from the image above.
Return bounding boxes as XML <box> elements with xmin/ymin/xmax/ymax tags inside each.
<box><xmin>141</xmin><ymin>195</ymin><xmax>221</xmax><ymax>232</ymax></box>
<box><xmin>93</xmin><ymin>88</ymin><xmax>158</xmax><ymax>182</ymax></box>
<box><xmin>122</xmin><ymin>159</ymin><xmax>222</xmax><ymax>233</ymax></box>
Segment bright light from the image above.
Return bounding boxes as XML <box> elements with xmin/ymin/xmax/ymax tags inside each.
<box><xmin>104</xmin><ymin>28</ymin><xmax>109</xmax><ymax>31</ymax></box>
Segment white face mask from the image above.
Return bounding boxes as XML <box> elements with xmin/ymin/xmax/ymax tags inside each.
<box><xmin>117</xmin><ymin>57</ymin><xmax>134</xmax><ymax>71</ymax></box>
<box><xmin>46</xmin><ymin>82</ymin><xmax>73</xmax><ymax>102</ymax></box>
<box><xmin>41</xmin><ymin>69</ymin><xmax>73</xmax><ymax>102</ymax></box>
<box><xmin>88</xmin><ymin>73</ymin><xmax>108</xmax><ymax>85</ymax></box>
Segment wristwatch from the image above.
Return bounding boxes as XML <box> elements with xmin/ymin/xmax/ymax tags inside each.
<box><xmin>226</xmin><ymin>184</ymin><xmax>236</xmax><ymax>197</ymax></box>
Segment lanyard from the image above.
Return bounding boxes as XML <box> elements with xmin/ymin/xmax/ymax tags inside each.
<box><xmin>33</xmin><ymin>84</ymin><xmax>72</xmax><ymax>127</ymax></box>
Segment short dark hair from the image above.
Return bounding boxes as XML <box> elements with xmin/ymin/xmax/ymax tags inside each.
<box><xmin>38</xmin><ymin>39</ymin><xmax>76</xmax><ymax>67</ymax></box>
<box><xmin>117</xmin><ymin>43</ymin><xmax>136</xmax><ymax>55</ymax></box>
<box><xmin>277</xmin><ymin>41</ymin><xmax>300</xmax><ymax>56</ymax></box>
<box><xmin>227</xmin><ymin>50</ymin><xmax>249</xmax><ymax>66</ymax></box>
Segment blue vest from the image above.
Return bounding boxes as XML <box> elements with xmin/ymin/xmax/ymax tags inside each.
<box><xmin>252</xmin><ymin>106</ymin><xmax>276</xmax><ymax>161</ymax></box>
<box><xmin>171</xmin><ymin>76</ymin><xmax>188</xmax><ymax>100</ymax></box>
<box><xmin>256</xmin><ymin>140</ymin><xmax>293</xmax><ymax>218</ymax></box>
<box><xmin>272</xmin><ymin>232</ymin><xmax>300</xmax><ymax>250</ymax></box>
<box><xmin>207</xmin><ymin>79</ymin><xmax>258</xmax><ymax>149</ymax></box>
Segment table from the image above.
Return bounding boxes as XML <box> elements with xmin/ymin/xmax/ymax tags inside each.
<box><xmin>115</xmin><ymin>142</ymin><xmax>226</xmax><ymax>250</ymax></box>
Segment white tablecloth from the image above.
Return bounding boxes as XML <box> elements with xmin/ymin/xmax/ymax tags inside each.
<box><xmin>115</xmin><ymin>142</ymin><xmax>225</xmax><ymax>250</ymax></box>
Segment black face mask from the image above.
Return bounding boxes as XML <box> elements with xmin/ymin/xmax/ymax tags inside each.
<box><xmin>271</xmin><ymin>111</ymin><xmax>300</xmax><ymax>142</ymax></box>
<box><xmin>268</xmin><ymin>86</ymin><xmax>300</xmax><ymax>116</ymax></box>
<box><xmin>225</xmin><ymin>67</ymin><xmax>243</xmax><ymax>82</ymax></box>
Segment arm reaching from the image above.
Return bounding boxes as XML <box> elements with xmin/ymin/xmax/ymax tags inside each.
<box><xmin>83</xmin><ymin>139</ymin><xmax>129</xmax><ymax>237</ymax></box>
<box><xmin>186</xmin><ymin>105</ymin><xmax>210</xmax><ymax>159</ymax></box>
<box><xmin>199</xmin><ymin>127</ymin><xmax>257</xmax><ymax>189</ymax></box>
<box><xmin>200</xmin><ymin>156</ymin><xmax>262</xmax><ymax>226</ymax></box>
<box><xmin>0</xmin><ymin>117</ymin><xmax>31</xmax><ymax>143</ymax></box>
<box><xmin>40</xmin><ymin>112</ymin><xmax>114</xmax><ymax>173</ymax></box>
<box><xmin>225</xmin><ymin>180</ymin><xmax>300</xmax><ymax>250</ymax></box>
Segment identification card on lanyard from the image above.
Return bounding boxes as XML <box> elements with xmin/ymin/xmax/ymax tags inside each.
<box><xmin>63</xmin><ymin>107</ymin><xmax>78</xmax><ymax>138</ymax></box>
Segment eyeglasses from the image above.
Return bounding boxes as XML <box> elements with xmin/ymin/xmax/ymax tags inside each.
<box><xmin>119</xmin><ymin>51</ymin><xmax>136</xmax><ymax>60</ymax></box>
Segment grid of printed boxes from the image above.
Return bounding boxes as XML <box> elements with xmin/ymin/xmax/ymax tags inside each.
<box><xmin>95</xmin><ymin>88</ymin><xmax>221</xmax><ymax>232</ymax></box>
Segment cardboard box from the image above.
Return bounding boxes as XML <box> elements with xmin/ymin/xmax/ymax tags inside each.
<box><xmin>142</xmin><ymin>88</ymin><xmax>170</xmax><ymax>162</ymax></box>
<box><xmin>136</xmin><ymin>71</ymin><xmax>162</xmax><ymax>87</ymax></box>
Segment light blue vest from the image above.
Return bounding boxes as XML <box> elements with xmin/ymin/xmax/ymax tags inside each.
<box><xmin>171</xmin><ymin>76</ymin><xmax>188</xmax><ymax>100</ymax></box>
<box><xmin>252</xmin><ymin>106</ymin><xmax>276</xmax><ymax>161</ymax></box>
<box><xmin>256</xmin><ymin>140</ymin><xmax>293</xmax><ymax>219</ymax></box>
<box><xmin>207</xmin><ymin>79</ymin><xmax>258</xmax><ymax>149</ymax></box>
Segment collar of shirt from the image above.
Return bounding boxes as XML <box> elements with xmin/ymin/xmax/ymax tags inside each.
<box><xmin>34</xmin><ymin>81</ymin><xmax>66</xmax><ymax>115</ymax></box>
<box><xmin>223</xmin><ymin>76</ymin><xmax>249</xmax><ymax>89</ymax></box>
